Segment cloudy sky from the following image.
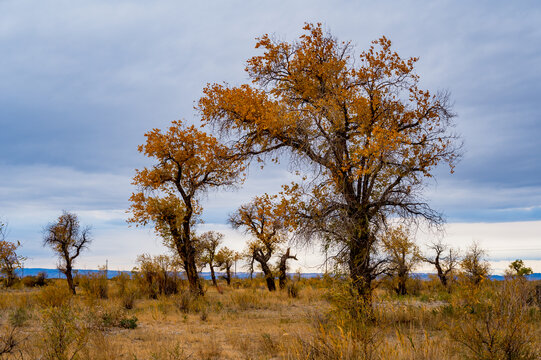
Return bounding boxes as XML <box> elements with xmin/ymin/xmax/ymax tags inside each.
<box><xmin>1</xmin><ymin>0</ymin><xmax>540</xmax><ymax>273</ymax></box>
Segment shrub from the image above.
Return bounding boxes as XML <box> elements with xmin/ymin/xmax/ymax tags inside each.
<box><xmin>22</xmin><ymin>272</ymin><xmax>48</xmax><ymax>287</ymax></box>
<box><xmin>121</xmin><ymin>290</ymin><xmax>137</xmax><ymax>310</ymax></box>
<box><xmin>37</xmin><ymin>282</ymin><xmax>72</xmax><ymax>308</ymax></box>
<box><xmin>112</xmin><ymin>272</ymin><xmax>131</xmax><ymax>297</ymax></box>
<box><xmin>449</xmin><ymin>279</ymin><xmax>540</xmax><ymax>359</ymax></box>
<box><xmin>40</xmin><ymin>305</ymin><xmax>88</xmax><ymax>360</ymax></box>
<box><xmin>0</xmin><ymin>325</ymin><xmax>21</xmax><ymax>356</ymax></box>
<box><xmin>229</xmin><ymin>289</ymin><xmax>262</xmax><ymax>310</ymax></box>
<box><xmin>78</xmin><ymin>271</ymin><xmax>108</xmax><ymax>299</ymax></box>
<box><xmin>8</xmin><ymin>307</ymin><xmax>31</xmax><ymax>328</ymax></box>
<box><xmin>133</xmin><ymin>254</ymin><xmax>181</xmax><ymax>299</ymax></box>
<box><xmin>119</xmin><ymin>316</ymin><xmax>138</xmax><ymax>329</ymax></box>
<box><xmin>287</xmin><ymin>282</ymin><xmax>299</xmax><ymax>298</ymax></box>
<box><xmin>174</xmin><ymin>290</ymin><xmax>206</xmax><ymax>314</ymax></box>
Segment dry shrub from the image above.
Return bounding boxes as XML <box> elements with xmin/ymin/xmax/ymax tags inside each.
<box><xmin>173</xmin><ymin>290</ymin><xmax>207</xmax><ymax>314</ymax></box>
<box><xmin>78</xmin><ymin>271</ymin><xmax>108</xmax><ymax>299</ymax></box>
<box><xmin>22</xmin><ymin>272</ymin><xmax>48</xmax><ymax>287</ymax></box>
<box><xmin>287</xmin><ymin>282</ymin><xmax>300</xmax><ymax>298</ymax></box>
<box><xmin>83</xmin><ymin>301</ymin><xmax>137</xmax><ymax>330</ymax></box>
<box><xmin>37</xmin><ymin>282</ymin><xmax>73</xmax><ymax>308</ymax></box>
<box><xmin>80</xmin><ymin>331</ymin><xmax>123</xmax><ymax>360</ymax></box>
<box><xmin>282</xmin><ymin>322</ymin><xmax>381</xmax><ymax>360</ymax></box>
<box><xmin>0</xmin><ymin>325</ymin><xmax>23</xmax><ymax>357</ymax></box>
<box><xmin>147</xmin><ymin>342</ymin><xmax>191</xmax><ymax>360</ymax></box>
<box><xmin>8</xmin><ymin>306</ymin><xmax>31</xmax><ymax>327</ymax></box>
<box><xmin>197</xmin><ymin>338</ymin><xmax>223</xmax><ymax>360</ymax></box>
<box><xmin>134</xmin><ymin>254</ymin><xmax>182</xmax><ymax>299</ymax></box>
<box><xmin>111</xmin><ymin>272</ymin><xmax>140</xmax><ymax>309</ymax></box>
<box><xmin>229</xmin><ymin>289</ymin><xmax>262</xmax><ymax>310</ymax></box>
<box><xmin>448</xmin><ymin>279</ymin><xmax>540</xmax><ymax>359</ymax></box>
<box><xmin>40</xmin><ymin>305</ymin><xmax>88</xmax><ymax>360</ymax></box>
<box><xmin>120</xmin><ymin>289</ymin><xmax>138</xmax><ymax>310</ymax></box>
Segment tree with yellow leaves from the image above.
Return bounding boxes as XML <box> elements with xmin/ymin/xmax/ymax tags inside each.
<box><xmin>199</xmin><ymin>23</ymin><xmax>459</xmax><ymax>308</ymax></box>
<box><xmin>0</xmin><ymin>221</ymin><xmax>25</xmax><ymax>287</ymax></box>
<box><xmin>128</xmin><ymin>120</ymin><xmax>245</xmax><ymax>295</ymax></box>
<box><xmin>230</xmin><ymin>194</ymin><xmax>290</xmax><ymax>291</ymax></box>
<box><xmin>214</xmin><ymin>246</ymin><xmax>237</xmax><ymax>286</ymax></box>
<box><xmin>198</xmin><ymin>231</ymin><xmax>224</xmax><ymax>287</ymax></box>
<box><xmin>381</xmin><ymin>226</ymin><xmax>421</xmax><ymax>296</ymax></box>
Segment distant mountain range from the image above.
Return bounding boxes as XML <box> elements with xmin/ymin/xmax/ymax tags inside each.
<box><xmin>14</xmin><ymin>268</ymin><xmax>541</xmax><ymax>281</ymax></box>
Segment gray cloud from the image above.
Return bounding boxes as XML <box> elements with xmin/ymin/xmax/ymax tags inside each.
<box><xmin>1</xmin><ymin>0</ymin><xmax>541</xmax><ymax>267</ymax></box>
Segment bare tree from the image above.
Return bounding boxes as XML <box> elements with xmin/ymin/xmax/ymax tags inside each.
<box><xmin>422</xmin><ymin>240</ymin><xmax>460</xmax><ymax>288</ymax></box>
<box><xmin>277</xmin><ymin>248</ymin><xmax>297</xmax><ymax>290</ymax></box>
<box><xmin>43</xmin><ymin>211</ymin><xmax>91</xmax><ymax>294</ymax></box>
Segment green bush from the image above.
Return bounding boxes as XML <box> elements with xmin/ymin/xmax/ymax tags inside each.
<box><xmin>119</xmin><ymin>316</ymin><xmax>138</xmax><ymax>329</ymax></box>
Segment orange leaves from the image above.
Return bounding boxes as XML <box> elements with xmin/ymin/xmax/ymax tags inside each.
<box><xmin>230</xmin><ymin>193</ymin><xmax>292</xmax><ymax>250</ymax></box>
<box><xmin>199</xmin><ymin>23</ymin><xmax>458</xmax><ymax>250</ymax></box>
<box><xmin>128</xmin><ymin>120</ymin><xmax>245</xmax><ymax>235</ymax></box>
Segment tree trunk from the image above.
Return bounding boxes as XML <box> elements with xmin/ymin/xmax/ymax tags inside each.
<box><xmin>64</xmin><ymin>266</ymin><xmax>76</xmax><ymax>295</ymax></box>
<box><xmin>5</xmin><ymin>266</ymin><xmax>16</xmax><ymax>287</ymax></box>
<box><xmin>434</xmin><ymin>262</ymin><xmax>448</xmax><ymax>288</ymax></box>
<box><xmin>225</xmin><ymin>266</ymin><xmax>231</xmax><ymax>286</ymax></box>
<box><xmin>278</xmin><ymin>268</ymin><xmax>288</xmax><ymax>290</ymax></box>
<box><xmin>349</xmin><ymin>225</ymin><xmax>374</xmax><ymax>317</ymax></box>
<box><xmin>260</xmin><ymin>262</ymin><xmax>276</xmax><ymax>291</ymax></box>
<box><xmin>278</xmin><ymin>248</ymin><xmax>297</xmax><ymax>290</ymax></box>
<box><xmin>396</xmin><ymin>274</ymin><xmax>407</xmax><ymax>295</ymax></box>
<box><xmin>184</xmin><ymin>255</ymin><xmax>203</xmax><ymax>295</ymax></box>
<box><xmin>210</xmin><ymin>265</ymin><xmax>217</xmax><ymax>287</ymax></box>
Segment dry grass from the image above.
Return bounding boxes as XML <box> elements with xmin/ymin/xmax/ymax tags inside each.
<box><xmin>0</xmin><ymin>276</ymin><xmax>539</xmax><ymax>359</ymax></box>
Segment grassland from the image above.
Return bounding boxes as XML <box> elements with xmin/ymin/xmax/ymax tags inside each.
<box><xmin>0</xmin><ymin>275</ymin><xmax>540</xmax><ymax>359</ymax></box>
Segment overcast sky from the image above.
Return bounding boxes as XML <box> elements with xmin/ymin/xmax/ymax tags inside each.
<box><xmin>1</xmin><ymin>0</ymin><xmax>540</xmax><ymax>273</ymax></box>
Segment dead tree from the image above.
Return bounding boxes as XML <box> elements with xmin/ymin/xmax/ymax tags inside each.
<box><xmin>422</xmin><ymin>240</ymin><xmax>460</xmax><ymax>288</ymax></box>
<box><xmin>43</xmin><ymin>211</ymin><xmax>91</xmax><ymax>294</ymax></box>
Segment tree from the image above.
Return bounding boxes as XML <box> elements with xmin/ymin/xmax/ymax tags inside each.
<box><xmin>128</xmin><ymin>120</ymin><xmax>245</xmax><ymax>295</ymax></box>
<box><xmin>230</xmin><ymin>194</ymin><xmax>289</xmax><ymax>291</ymax></box>
<box><xmin>199</xmin><ymin>231</ymin><xmax>224</xmax><ymax>287</ymax></box>
<box><xmin>461</xmin><ymin>242</ymin><xmax>490</xmax><ymax>285</ymax></box>
<box><xmin>43</xmin><ymin>211</ymin><xmax>91</xmax><ymax>294</ymax></box>
<box><xmin>277</xmin><ymin>247</ymin><xmax>297</xmax><ymax>290</ymax></box>
<box><xmin>0</xmin><ymin>222</ymin><xmax>25</xmax><ymax>288</ymax></box>
<box><xmin>422</xmin><ymin>239</ymin><xmax>459</xmax><ymax>288</ymax></box>
<box><xmin>198</xmin><ymin>23</ymin><xmax>459</xmax><ymax>308</ymax></box>
<box><xmin>505</xmin><ymin>259</ymin><xmax>533</xmax><ymax>278</ymax></box>
<box><xmin>381</xmin><ymin>226</ymin><xmax>421</xmax><ymax>295</ymax></box>
<box><xmin>215</xmin><ymin>247</ymin><xmax>236</xmax><ymax>286</ymax></box>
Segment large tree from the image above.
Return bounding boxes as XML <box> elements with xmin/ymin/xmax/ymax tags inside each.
<box><xmin>128</xmin><ymin>120</ymin><xmax>244</xmax><ymax>295</ymax></box>
<box><xmin>199</xmin><ymin>23</ymin><xmax>459</xmax><ymax>308</ymax></box>
<box><xmin>43</xmin><ymin>211</ymin><xmax>91</xmax><ymax>294</ymax></box>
